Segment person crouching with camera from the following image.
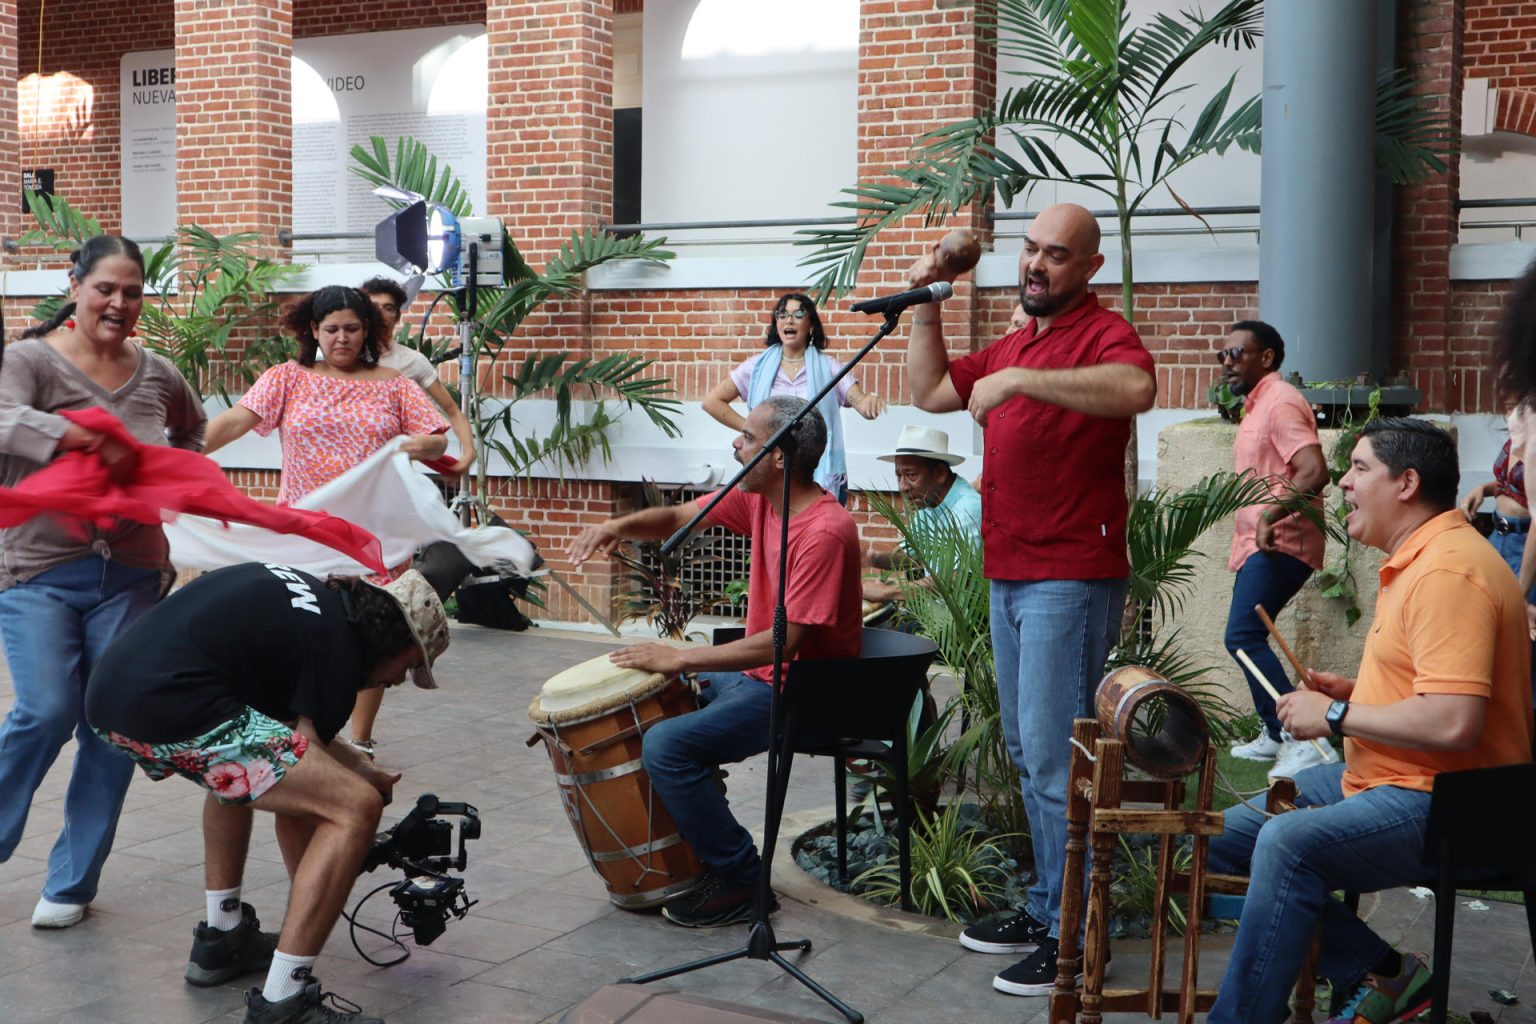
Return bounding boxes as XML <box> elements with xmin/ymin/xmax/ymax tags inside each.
<box><xmin>84</xmin><ymin>562</ymin><xmax>449</xmax><ymax>1024</ymax></box>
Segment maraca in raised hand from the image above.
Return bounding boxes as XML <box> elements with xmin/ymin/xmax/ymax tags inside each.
<box><xmin>938</xmin><ymin>228</ymin><xmax>982</xmax><ymax>278</ymax></box>
<box><xmin>908</xmin><ymin>227</ymin><xmax>983</xmax><ymax>288</ymax></box>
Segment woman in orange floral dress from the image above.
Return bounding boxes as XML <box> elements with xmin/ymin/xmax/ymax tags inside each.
<box><xmin>205</xmin><ymin>286</ymin><xmax>448</xmax><ymax>756</ymax></box>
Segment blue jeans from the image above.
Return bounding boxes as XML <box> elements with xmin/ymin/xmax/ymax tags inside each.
<box><xmin>642</xmin><ymin>671</ymin><xmax>773</xmax><ymax>884</ymax></box>
<box><xmin>0</xmin><ymin>557</ymin><xmax>161</xmax><ymax>904</ymax></box>
<box><xmin>1206</xmin><ymin>762</ymin><xmax>1433</xmax><ymax>1024</ymax></box>
<box><xmin>1225</xmin><ymin>552</ymin><xmax>1315</xmax><ymax>740</ymax></box>
<box><xmin>990</xmin><ymin>577</ymin><xmax>1127</xmax><ymax>936</ymax></box>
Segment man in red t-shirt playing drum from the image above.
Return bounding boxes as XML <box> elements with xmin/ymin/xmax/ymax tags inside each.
<box><xmin>905</xmin><ymin>203</ymin><xmax>1158</xmax><ymax>996</ymax></box>
<box><xmin>568</xmin><ymin>395</ymin><xmax>862</xmax><ymax>928</ymax></box>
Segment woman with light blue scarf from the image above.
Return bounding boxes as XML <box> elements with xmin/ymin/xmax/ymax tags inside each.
<box><xmin>702</xmin><ymin>293</ymin><xmax>884</xmax><ymax>504</ymax></box>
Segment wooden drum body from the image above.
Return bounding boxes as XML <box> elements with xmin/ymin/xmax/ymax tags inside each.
<box><xmin>1095</xmin><ymin>665</ymin><xmax>1210</xmax><ymax>781</ymax></box>
<box><xmin>529</xmin><ymin>655</ymin><xmax>703</xmax><ymax>910</ymax></box>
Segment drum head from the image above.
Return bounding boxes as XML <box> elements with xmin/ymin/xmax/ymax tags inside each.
<box><xmin>530</xmin><ymin>652</ymin><xmax>669</xmax><ymax>724</ymax></box>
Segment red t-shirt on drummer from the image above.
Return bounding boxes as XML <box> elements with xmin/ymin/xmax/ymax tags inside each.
<box><xmin>698</xmin><ymin>487</ymin><xmax>862</xmax><ymax>682</ymax></box>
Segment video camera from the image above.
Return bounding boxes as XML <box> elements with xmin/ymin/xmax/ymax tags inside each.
<box><xmin>359</xmin><ymin>793</ymin><xmax>481</xmax><ymax>947</ymax></box>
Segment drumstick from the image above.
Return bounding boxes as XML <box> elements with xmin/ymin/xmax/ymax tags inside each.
<box><xmin>1255</xmin><ymin>605</ymin><xmax>1312</xmax><ymax>690</ymax></box>
<box><xmin>547</xmin><ymin>567</ymin><xmax>625</xmax><ymax>639</ymax></box>
<box><xmin>1233</xmin><ymin>648</ymin><xmax>1334</xmax><ymax>760</ymax></box>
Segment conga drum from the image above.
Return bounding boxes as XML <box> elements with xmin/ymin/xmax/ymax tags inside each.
<box><xmin>528</xmin><ymin>654</ymin><xmax>703</xmax><ymax>910</ymax></box>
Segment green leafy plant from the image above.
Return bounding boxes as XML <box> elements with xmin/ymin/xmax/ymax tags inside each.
<box><xmin>1110</xmin><ymin>835</ymin><xmax>1195</xmax><ymax>934</ymax></box>
<box><xmin>863</xmin><ymin>492</ymin><xmax>1026</xmax><ymax>848</ymax></box>
<box><xmin>1313</xmin><ymin>385</ymin><xmax>1384</xmax><ymax>626</ymax></box>
<box><xmin>349</xmin><ymin>136</ymin><xmax>683</xmax><ymax>504</ymax></box>
<box><xmin>611</xmin><ymin>479</ymin><xmax>727</xmax><ymax>640</ymax></box>
<box><xmin>851</xmin><ymin>801</ymin><xmax>1021</xmax><ymax>922</ymax></box>
<box><xmin>20</xmin><ymin>192</ymin><xmax>300</xmax><ymax>402</ymax></box>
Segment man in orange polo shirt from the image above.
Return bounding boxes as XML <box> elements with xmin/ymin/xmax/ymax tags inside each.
<box><xmin>1206</xmin><ymin>419</ymin><xmax>1533</xmax><ymax>1024</ymax></box>
<box><xmin>1217</xmin><ymin>320</ymin><xmax>1332</xmax><ymax>781</ymax></box>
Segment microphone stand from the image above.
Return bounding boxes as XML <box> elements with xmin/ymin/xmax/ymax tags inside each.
<box><xmin>619</xmin><ymin>307</ymin><xmax>907</xmax><ymax>1024</ymax></box>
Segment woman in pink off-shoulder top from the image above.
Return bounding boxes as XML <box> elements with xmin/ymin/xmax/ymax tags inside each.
<box><xmin>204</xmin><ymin>286</ymin><xmax>448</xmax><ymax>755</ymax></box>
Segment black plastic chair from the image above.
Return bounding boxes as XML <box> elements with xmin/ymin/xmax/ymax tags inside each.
<box><xmin>773</xmin><ymin>627</ymin><xmax>938</xmax><ymax>912</ymax></box>
<box><xmin>1422</xmin><ymin>762</ymin><xmax>1536</xmax><ymax>1024</ymax></box>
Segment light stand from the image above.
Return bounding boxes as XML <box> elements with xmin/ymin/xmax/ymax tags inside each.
<box><xmin>619</xmin><ymin>309</ymin><xmax>906</xmax><ymax>1024</ymax></box>
<box><xmin>455</xmin><ymin>241</ymin><xmax>481</xmax><ymax>527</ymax></box>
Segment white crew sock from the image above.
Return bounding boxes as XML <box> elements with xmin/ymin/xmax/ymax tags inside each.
<box><xmin>206</xmin><ymin>887</ymin><xmax>243</xmax><ymax>931</ymax></box>
<box><xmin>262</xmin><ymin>952</ymin><xmax>317</xmax><ymax>1004</ymax></box>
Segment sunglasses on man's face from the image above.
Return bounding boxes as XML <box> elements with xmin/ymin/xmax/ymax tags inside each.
<box><xmin>1215</xmin><ymin>345</ymin><xmax>1248</xmax><ymax>364</ymax></box>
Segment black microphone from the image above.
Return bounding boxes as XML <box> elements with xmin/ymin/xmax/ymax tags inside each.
<box><xmin>849</xmin><ymin>280</ymin><xmax>954</xmax><ymax>316</ymax></box>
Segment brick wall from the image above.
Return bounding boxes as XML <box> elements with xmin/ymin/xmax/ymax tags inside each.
<box><xmin>292</xmin><ymin>0</ymin><xmax>484</xmax><ymax>38</ymax></box>
<box><xmin>1464</xmin><ymin>0</ymin><xmax>1536</xmax><ymax>88</ymax></box>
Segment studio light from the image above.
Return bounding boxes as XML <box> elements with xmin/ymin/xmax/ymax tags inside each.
<box><xmin>373</xmin><ymin>190</ymin><xmax>503</xmax><ymax>290</ymax></box>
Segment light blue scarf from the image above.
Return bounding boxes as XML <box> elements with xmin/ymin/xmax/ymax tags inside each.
<box><xmin>747</xmin><ymin>345</ymin><xmax>848</xmax><ymax>502</ymax></box>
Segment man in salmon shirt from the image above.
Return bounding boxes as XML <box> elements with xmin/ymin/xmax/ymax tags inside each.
<box><xmin>1206</xmin><ymin>418</ymin><xmax>1534</xmax><ymax>1024</ymax></box>
<box><xmin>567</xmin><ymin>395</ymin><xmax>862</xmax><ymax>929</ymax></box>
<box><xmin>905</xmin><ymin>203</ymin><xmax>1158</xmax><ymax>995</ymax></box>
<box><xmin>1217</xmin><ymin>320</ymin><xmax>1333</xmax><ymax>781</ymax></box>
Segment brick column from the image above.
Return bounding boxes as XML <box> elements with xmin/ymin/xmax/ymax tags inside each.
<box><xmin>856</xmin><ymin>0</ymin><xmax>996</xmax><ymax>403</ymax></box>
<box><xmin>0</xmin><ymin>1</ymin><xmax>20</xmax><ymax>257</ymax></box>
<box><xmin>486</xmin><ymin>0</ymin><xmax>611</xmax><ymax>268</ymax></box>
<box><xmin>173</xmin><ymin>0</ymin><xmax>291</xmax><ymax>253</ymax></box>
<box><xmin>1394</xmin><ymin>0</ymin><xmax>1465</xmax><ymax>412</ymax></box>
<box><xmin>485</xmin><ymin>0</ymin><xmax>621</xmax><ymax>619</ymax></box>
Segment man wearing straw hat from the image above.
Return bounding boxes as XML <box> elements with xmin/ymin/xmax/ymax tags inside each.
<box><xmin>85</xmin><ymin>562</ymin><xmax>450</xmax><ymax>1024</ymax></box>
<box><xmin>1206</xmin><ymin>419</ymin><xmax>1532</xmax><ymax>1024</ymax></box>
<box><xmin>862</xmin><ymin>424</ymin><xmax>981</xmax><ymax>605</ymax></box>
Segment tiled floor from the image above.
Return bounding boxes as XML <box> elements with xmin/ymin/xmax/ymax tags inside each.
<box><xmin>0</xmin><ymin>623</ymin><xmax>1530</xmax><ymax>1023</ymax></box>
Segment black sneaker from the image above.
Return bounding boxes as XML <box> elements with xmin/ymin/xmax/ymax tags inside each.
<box><xmin>243</xmin><ymin>978</ymin><xmax>383</xmax><ymax>1023</ymax></box>
<box><xmin>992</xmin><ymin>937</ymin><xmax>1110</xmax><ymax>997</ymax></box>
<box><xmin>186</xmin><ymin>902</ymin><xmax>278</xmax><ymax>986</ymax></box>
<box><xmin>959</xmin><ymin>908</ymin><xmax>1050</xmax><ymax>954</ymax></box>
<box><xmin>660</xmin><ymin>871</ymin><xmax>776</xmax><ymax>928</ymax></box>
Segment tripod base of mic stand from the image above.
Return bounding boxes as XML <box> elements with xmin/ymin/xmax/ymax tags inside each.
<box><xmin>620</xmin><ymin>920</ymin><xmax>864</xmax><ymax>1024</ymax></box>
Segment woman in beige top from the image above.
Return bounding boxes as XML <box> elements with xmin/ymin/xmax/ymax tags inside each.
<box><xmin>0</xmin><ymin>234</ymin><xmax>206</xmax><ymax>929</ymax></box>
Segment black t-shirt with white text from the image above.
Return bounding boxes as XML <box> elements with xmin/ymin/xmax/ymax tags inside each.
<box><xmin>86</xmin><ymin>562</ymin><xmax>367</xmax><ymax>744</ymax></box>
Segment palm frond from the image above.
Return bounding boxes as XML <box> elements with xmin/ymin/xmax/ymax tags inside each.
<box><xmin>348</xmin><ymin>135</ymin><xmax>475</xmax><ymax>216</ymax></box>
<box><xmin>1126</xmin><ymin>470</ymin><xmax>1293</xmax><ymax>618</ymax></box>
<box><xmin>18</xmin><ymin>191</ymin><xmax>100</xmax><ymax>248</ymax></box>
<box><xmin>1372</xmin><ymin>67</ymin><xmax>1453</xmax><ymax>185</ymax></box>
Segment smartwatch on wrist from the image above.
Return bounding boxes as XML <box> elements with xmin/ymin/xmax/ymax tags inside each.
<box><xmin>1325</xmin><ymin>699</ymin><xmax>1350</xmax><ymax>737</ymax></box>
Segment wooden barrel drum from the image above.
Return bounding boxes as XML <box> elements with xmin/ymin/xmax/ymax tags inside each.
<box><xmin>1094</xmin><ymin>665</ymin><xmax>1210</xmax><ymax>780</ymax></box>
<box><xmin>529</xmin><ymin>654</ymin><xmax>703</xmax><ymax>910</ymax></box>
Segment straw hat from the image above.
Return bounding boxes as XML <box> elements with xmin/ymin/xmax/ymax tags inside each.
<box><xmin>366</xmin><ymin>569</ymin><xmax>450</xmax><ymax>689</ymax></box>
<box><xmin>877</xmin><ymin>424</ymin><xmax>965</xmax><ymax>467</ymax></box>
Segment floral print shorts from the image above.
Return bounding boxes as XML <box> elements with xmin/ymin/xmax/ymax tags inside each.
<box><xmin>96</xmin><ymin>708</ymin><xmax>309</xmax><ymax>805</ymax></box>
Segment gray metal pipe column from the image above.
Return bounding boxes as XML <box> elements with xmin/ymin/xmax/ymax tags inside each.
<box><xmin>1259</xmin><ymin>0</ymin><xmax>1377</xmax><ymax>383</ymax></box>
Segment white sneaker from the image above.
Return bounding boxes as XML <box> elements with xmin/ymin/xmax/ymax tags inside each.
<box><xmin>1230</xmin><ymin>733</ymin><xmax>1282</xmax><ymax>761</ymax></box>
<box><xmin>31</xmin><ymin>896</ymin><xmax>86</xmax><ymax>928</ymax></box>
<box><xmin>1267</xmin><ymin>739</ymin><xmax>1335</xmax><ymax>782</ymax></box>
